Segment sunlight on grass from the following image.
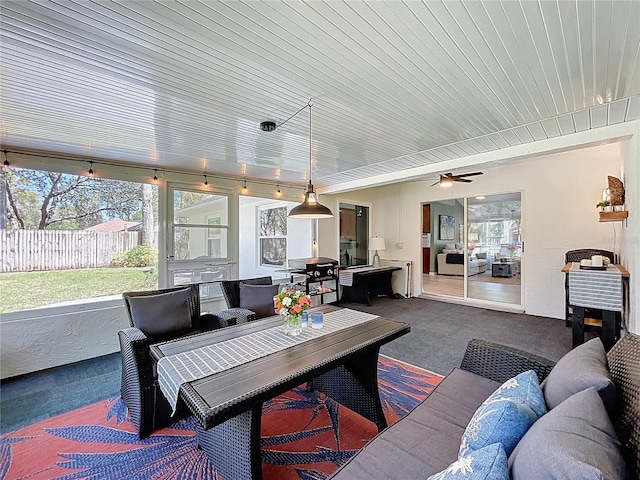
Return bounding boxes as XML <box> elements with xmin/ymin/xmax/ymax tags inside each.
<box><xmin>0</xmin><ymin>268</ymin><xmax>158</xmax><ymax>313</ymax></box>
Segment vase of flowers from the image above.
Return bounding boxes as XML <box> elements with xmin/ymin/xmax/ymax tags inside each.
<box><xmin>273</xmin><ymin>289</ymin><xmax>312</xmax><ymax>336</ymax></box>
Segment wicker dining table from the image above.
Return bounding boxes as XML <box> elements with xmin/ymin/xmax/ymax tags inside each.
<box><xmin>149</xmin><ymin>305</ymin><xmax>410</xmax><ymax>480</ymax></box>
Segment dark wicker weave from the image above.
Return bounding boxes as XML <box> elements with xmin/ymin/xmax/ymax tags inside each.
<box><xmin>564</xmin><ymin>248</ymin><xmax>617</xmax><ymax>327</ymax></box>
<box><xmin>119</xmin><ymin>285</ymin><xmax>232</xmax><ymax>439</ymax></box>
<box><xmin>219</xmin><ymin>276</ymin><xmax>273</xmax><ymax>322</ymax></box>
<box><xmin>607</xmin><ymin>332</ymin><xmax>640</xmax><ymax>478</ymax></box>
<box><xmin>460</xmin><ymin>338</ymin><xmax>556</xmax><ymax>384</ymax></box>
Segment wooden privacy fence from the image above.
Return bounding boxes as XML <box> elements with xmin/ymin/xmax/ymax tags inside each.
<box><xmin>0</xmin><ymin>230</ymin><xmax>140</xmax><ymax>272</ymax></box>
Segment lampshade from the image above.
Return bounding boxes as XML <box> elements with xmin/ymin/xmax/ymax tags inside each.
<box><xmin>288</xmin><ymin>103</ymin><xmax>334</xmax><ymax>219</ymax></box>
<box><xmin>369</xmin><ymin>237</ymin><xmax>385</xmax><ymax>251</ymax></box>
<box><xmin>288</xmin><ymin>181</ymin><xmax>334</xmax><ymax>218</ymax></box>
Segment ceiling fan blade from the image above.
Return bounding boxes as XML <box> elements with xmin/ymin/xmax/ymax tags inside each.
<box><xmin>456</xmin><ymin>178</ymin><xmax>473</xmax><ymax>183</ymax></box>
<box><xmin>430</xmin><ymin>181</ymin><xmax>440</xmax><ymax>186</ymax></box>
<box><xmin>442</xmin><ymin>173</ymin><xmax>454</xmax><ymax>178</ymax></box>
<box><xmin>457</xmin><ymin>171</ymin><xmax>483</xmax><ymax>178</ymax></box>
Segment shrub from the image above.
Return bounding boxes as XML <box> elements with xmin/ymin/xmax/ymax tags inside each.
<box><xmin>111</xmin><ymin>245</ymin><xmax>158</xmax><ymax>268</ymax></box>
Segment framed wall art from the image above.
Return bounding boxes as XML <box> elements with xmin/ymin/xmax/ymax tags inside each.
<box><xmin>439</xmin><ymin>214</ymin><xmax>455</xmax><ymax>240</ymax></box>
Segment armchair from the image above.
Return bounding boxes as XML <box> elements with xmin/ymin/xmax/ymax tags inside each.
<box><xmin>119</xmin><ymin>284</ymin><xmax>234</xmax><ymax>439</ymax></box>
<box><xmin>219</xmin><ymin>276</ymin><xmax>277</xmax><ymax>321</ymax></box>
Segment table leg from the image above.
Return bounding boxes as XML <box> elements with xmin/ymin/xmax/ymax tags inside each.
<box><xmin>308</xmin><ymin>348</ymin><xmax>387</xmax><ymax>431</ymax></box>
<box><xmin>572</xmin><ymin>306</ymin><xmax>585</xmax><ymax>349</ymax></box>
<box><xmin>601</xmin><ymin>310</ymin><xmax>616</xmax><ymax>352</ymax></box>
<box><xmin>367</xmin><ymin>270</ymin><xmax>396</xmax><ymax>299</ymax></box>
<box><xmin>340</xmin><ymin>276</ymin><xmax>371</xmax><ymax>305</ymax></box>
<box><xmin>196</xmin><ymin>406</ymin><xmax>263</xmax><ymax>480</ymax></box>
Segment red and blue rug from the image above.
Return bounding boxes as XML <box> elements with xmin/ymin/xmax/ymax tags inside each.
<box><xmin>1</xmin><ymin>356</ymin><xmax>442</xmax><ymax>480</ymax></box>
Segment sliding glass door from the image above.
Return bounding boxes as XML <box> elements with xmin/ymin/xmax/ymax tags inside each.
<box><xmin>466</xmin><ymin>193</ymin><xmax>522</xmax><ymax>305</ymax></box>
<box><xmin>422</xmin><ymin>193</ymin><xmax>522</xmax><ymax>307</ymax></box>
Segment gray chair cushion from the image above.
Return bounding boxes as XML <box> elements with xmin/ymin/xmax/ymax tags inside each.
<box><xmin>509</xmin><ymin>387</ymin><xmax>627</xmax><ymax>480</ymax></box>
<box><xmin>127</xmin><ymin>287</ymin><xmax>192</xmax><ymax>336</ymax></box>
<box><xmin>541</xmin><ymin>337</ymin><xmax>616</xmax><ymax>415</ymax></box>
<box><xmin>239</xmin><ymin>283</ymin><xmax>279</xmax><ymax>319</ymax></box>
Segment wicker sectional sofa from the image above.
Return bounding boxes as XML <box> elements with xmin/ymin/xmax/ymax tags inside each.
<box><xmin>329</xmin><ymin>334</ymin><xmax>639</xmax><ymax>479</ymax></box>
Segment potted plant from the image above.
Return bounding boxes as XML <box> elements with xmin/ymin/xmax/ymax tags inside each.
<box><xmin>596</xmin><ymin>200</ymin><xmax>612</xmax><ymax>212</ymax></box>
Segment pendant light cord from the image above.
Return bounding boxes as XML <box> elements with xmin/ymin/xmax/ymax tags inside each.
<box><xmin>309</xmin><ymin>101</ymin><xmax>312</xmax><ymax>183</ymax></box>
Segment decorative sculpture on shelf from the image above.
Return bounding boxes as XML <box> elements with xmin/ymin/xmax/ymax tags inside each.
<box><xmin>607</xmin><ymin>176</ymin><xmax>625</xmax><ymax>206</ymax></box>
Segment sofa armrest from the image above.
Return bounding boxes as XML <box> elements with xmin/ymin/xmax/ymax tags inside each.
<box><xmin>460</xmin><ymin>338</ymin><xmax>556</xmax><ymax>384</ymax></box>
<box><xmin>200</xmin><ymin>311</ymin><xmax>236</xmax><ymax>329</ymax></box>
<box><xmin>223</xmin><ymin>307</ymin><xmax>257</xmax><ymax>324</ymax></box>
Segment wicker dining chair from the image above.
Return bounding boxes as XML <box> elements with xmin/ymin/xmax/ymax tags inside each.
<box><xmin>119</xmin><ymin>284</ymin><xmax>235</xmax><ymax>439</ymax></box>
<box><xmin>219</xmin><ymin>276</ymin><xmax>275</xmax><ymax>322</ymax></box>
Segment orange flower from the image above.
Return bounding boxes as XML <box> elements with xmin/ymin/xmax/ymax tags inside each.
<box><xmin>291</xmin><ymin>304</ymin><xmax>302</xmax><ymax>313</ymax></box>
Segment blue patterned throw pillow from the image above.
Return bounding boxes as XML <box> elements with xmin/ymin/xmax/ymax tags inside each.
<box><xmin>427</xmin><ymin>443</ymin><xmax>509</xmax><ymax>480</ymax></box>
<box><xmin>492</xmin><ymin>370</ymin><xmax>546</xmax><ymax>418</ymax></box>
<box><xmin>459</xmin><ymin>370</ymin><xmax>545</xmax><ymax>456</ymax></box>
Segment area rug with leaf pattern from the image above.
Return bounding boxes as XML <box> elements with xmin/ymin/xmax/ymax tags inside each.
<box><xmin>1</xmin><ymin>355</ymin><xmax>442</xmax><ymax>480</ymax></box>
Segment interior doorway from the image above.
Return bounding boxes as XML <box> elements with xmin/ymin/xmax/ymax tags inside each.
<box><xmin>339</xmin><ymin>203</ymin><xmax>369</xmax><ymax>266</ymax></box>
<box><xmin>421</xmin><ymin>193</ymin><xmax>522</xmax><ymax>307</ymax></box>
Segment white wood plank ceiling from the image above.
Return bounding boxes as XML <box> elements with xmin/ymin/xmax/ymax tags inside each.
<box><xmin>1</xmin><ymin>0</ymin><xmax>638</xmax><ymax>191</ymax></box>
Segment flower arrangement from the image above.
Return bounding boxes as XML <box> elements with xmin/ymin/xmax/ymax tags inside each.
<box><xmin>273</xmin><ymin>289</ymin><xmax>312</xmax><ymax>317</ymax></box>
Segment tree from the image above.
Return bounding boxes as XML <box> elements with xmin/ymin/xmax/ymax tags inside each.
<box><xmin>3</xmin><ymin>167</ymin><xmax>154</xmax><ymax>232</ymax></box>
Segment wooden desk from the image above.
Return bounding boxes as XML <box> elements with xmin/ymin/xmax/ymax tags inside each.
<box><xmin>339</xmin><ymin>266</ymin><xmax>402</xmax><ymax>305</ymax></box>
<box><xmin>562</xmin><ymin>262</ymin><xmax>629</xmax><ymax>351</ymax></box>
<box><xmin>150</xmin><ymin>307</ymin><xmax>409</xmax><ymax>480</ymax></box>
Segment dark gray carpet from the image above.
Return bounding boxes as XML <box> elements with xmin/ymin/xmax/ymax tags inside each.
<box><xmin>1</xmin><ymin>298</ymin><xmax>575</xmax><ymax>433</ymax></box>
<box><xmin>345</xmin><ymin>297</ymin><xmax>573</xmax><ymax>375</ymax></box>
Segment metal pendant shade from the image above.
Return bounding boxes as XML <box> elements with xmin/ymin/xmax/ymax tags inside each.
<box><xmin>288</xmin><ymin>103</ymin><xmax>333</xmax><ymax>219</ymax></box>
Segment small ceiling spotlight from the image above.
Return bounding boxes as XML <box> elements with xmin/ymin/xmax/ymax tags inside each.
<box><xmin>276</xmin><ymin>184</ymin><xmax>281</xmax><ymax>196</ymax></box>
<box><xmin>2</xmin><ymin>150</ymin><xmax>9</xmax><ymax>167</ymax></box>
<box><xmin>153</xmin><ymin>169</ymin><xmax>158</xmax><ymax>184</ymax></box>
<box><xmin>243</xmin><ymin>180</ymin><xmax>248</xmax><ymax>193</ymax></box>
<box><xmin>88</xmin><ymin>161</ymin><xmax>94</xmax><ymax>177</ymax></box>
<box><xmin>203</xmin><ymin>175</ymin><xmax>208</xmax><ymax>186</ymax></box>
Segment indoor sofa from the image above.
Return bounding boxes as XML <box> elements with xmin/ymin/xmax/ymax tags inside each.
<box><xmin>329</xmin><ymin>334</ymin><xmax>639</xmax><ymax>480</ymax></box>
<box><xmin>437</xmin><ymin>252</ymin><xmax>488</xmax><ymax>276</ymax></box>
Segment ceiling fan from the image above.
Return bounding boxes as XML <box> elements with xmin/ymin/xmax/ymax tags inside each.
<box><xmin>431</xmin><ymin>171</ymin><xmax>483</xmax><ymax>187</ymax></box>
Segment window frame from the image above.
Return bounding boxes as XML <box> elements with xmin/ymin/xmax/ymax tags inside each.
<box><xmin>258</xmin><ymin>204</ymin><xmax>288</xmax><ymax>268</ymax></box>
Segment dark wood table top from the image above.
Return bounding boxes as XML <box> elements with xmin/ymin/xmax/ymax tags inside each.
<box><xmin>150</xmin><ymin>306</ymin><xmax>410</xmax><ymax>429</ymax></box>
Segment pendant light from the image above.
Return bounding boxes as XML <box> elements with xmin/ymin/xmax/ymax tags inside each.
<box><xmin>288</xmin><ymin>103</ymin><xmax>333</xmax><ymax>219</ymax></box>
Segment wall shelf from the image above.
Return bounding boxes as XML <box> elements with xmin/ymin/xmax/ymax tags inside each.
<box><xmin>599</xmin><ymin>211</ymin><xmax>628</xmax><ymax>222</ymax></box>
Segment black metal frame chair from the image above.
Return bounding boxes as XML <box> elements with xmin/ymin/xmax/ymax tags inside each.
<box><xmin>219</xmin><ymin>276</ymin><xmax>273</xmax><ymax>323</ymax></box>
<box><xmin>119</xmin><ymin>284</ymin><xmax>236</xmax><ymax>439</ymax></box>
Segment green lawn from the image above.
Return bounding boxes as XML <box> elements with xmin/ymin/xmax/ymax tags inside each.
<box><xmin>0</xmin><ymin>268</ymin><xmax>158</xmax><ymax>313</ymax></box>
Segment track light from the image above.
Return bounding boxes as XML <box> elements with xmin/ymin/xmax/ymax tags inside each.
<box><xmin>276</xmin><ymin>184</ymin><xmax>281</xmax><ymax>196</ymax></box>
<box><xmin>153</xmin><ymin>169</ymin><xmax>158</xmax><ymax>184</ymax></box>
<box><xmin>88</xmin><ymin>162</ymin><xmax>94</xmax><ymax>177</ymax></box>
<box><xmin>203</xmin><ymin>175</ymin><xmax>208</xmax><ymax>186</ymax></box>
<box><xmin>2</xmin><ymin>150</ymin><xmax>8</xmax><ymax>167</ymax></box>
<box><xmin>243</xmin><ymin>180</ymin><xmax>247</xmax><ymax>193</ymax></box>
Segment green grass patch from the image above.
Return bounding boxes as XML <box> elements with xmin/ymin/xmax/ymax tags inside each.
<box><xmin>0</xmin><ymin>268</ymin><xmax>158</xmax><ymax>313</ymax></box>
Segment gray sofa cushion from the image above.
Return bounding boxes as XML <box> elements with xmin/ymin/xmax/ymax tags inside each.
<box><xmin>329</xmin><ymin>368</ymin><xmax>501</xmax><ymax>480</ymax></box>
<box><xmin>239</xmin><ymin>283</ymin><xmax>279</xmax><ymax>319</ymax></box>
<box><xmin>127</xmin><ymin>287</ymin><xmax>192</xmax><ymax>336</ymax></box>
<box><xmin>541</xmin><ymin>337</ymin><xmax>616</xmax><ymax>414</ymax></box>
<box><xmin>509</xmin><ymin>387</ymin><xmax>627</xmax><ymax>480</ymax></box>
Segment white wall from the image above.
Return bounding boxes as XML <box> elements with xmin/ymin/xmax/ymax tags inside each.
<box><xmin>320</xmin><ymin>139</ymin><xmax>637</xmax><ymax>332</ymax></box>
